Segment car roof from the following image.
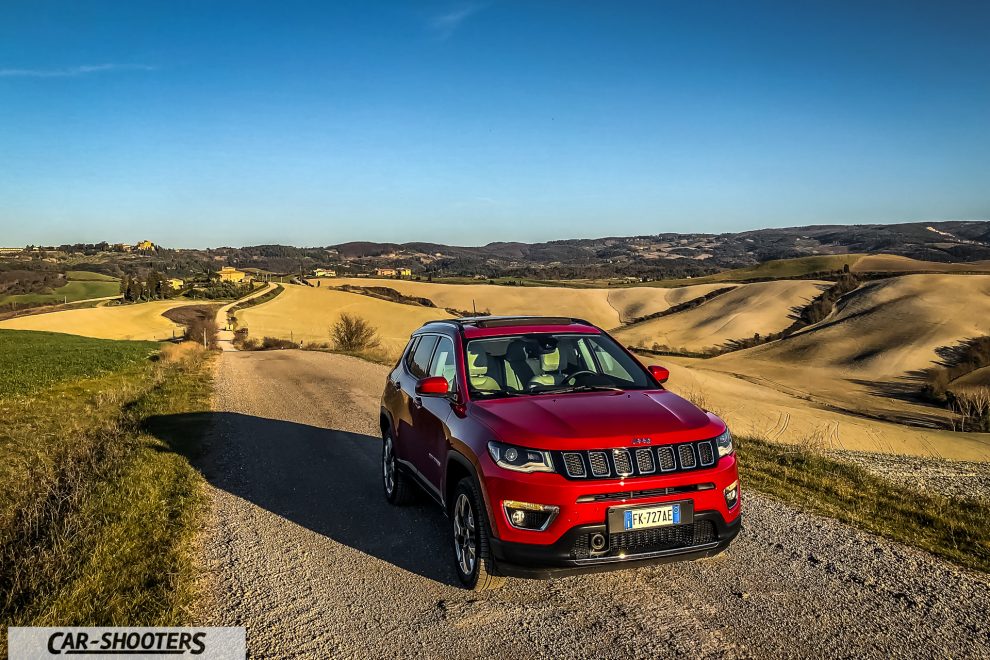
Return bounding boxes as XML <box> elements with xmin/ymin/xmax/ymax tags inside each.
<box><xmin>418</xmin><ymin>316</ymin><xmax>602</xmax><ymax>339</ymax></box>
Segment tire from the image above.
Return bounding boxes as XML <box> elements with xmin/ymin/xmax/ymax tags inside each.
<box><xmin>451</xmin><ymin>477</ymin><xmax>505</xmax><ymax>591</ymax></box>
<box><xmin>382</xmin><ymin>430</ymin><xmax>414</xmax><ymax>505</ymax></box>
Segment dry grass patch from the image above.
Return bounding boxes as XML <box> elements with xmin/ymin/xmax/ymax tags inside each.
<box><xmin>737</xmin><ymin>435</ymin><xmax>990</xmax><ymax>574</ymax></box>
<box><xmin>0</xmin><ymin>300</ymin><xmax>187</xmax><ymax>341</ymax></box>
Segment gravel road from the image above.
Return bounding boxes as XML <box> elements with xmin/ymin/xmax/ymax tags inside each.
<box><xmin>197</xmin><ymin>350</ymin><xmax>990</xmax><ymax>659</ymax></box>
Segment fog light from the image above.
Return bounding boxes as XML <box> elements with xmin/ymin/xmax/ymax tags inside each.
<box><xmin>724</xmin><ymin>481</ymin><xmax>740</xmax><ymax>509</ymax></box>
<box><xmin>503</xmin><ymin>500</ymin><xmax>559</xmax><ymax>531</ymax></box>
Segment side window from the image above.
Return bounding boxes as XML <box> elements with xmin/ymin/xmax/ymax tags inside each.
<box><xmin>428</xmin><ymin>336</ymin><xmax>457</xmax><ymax>391</ymax></box>
<box><xmin>409</xmin><ymin>335</ymin><xmax>439</xmax><ymax>379</ymax></box>
<box><xmin>404</xmin><ymin>337</ymin><xmax>421</xmax><ymax>372</ymax></box>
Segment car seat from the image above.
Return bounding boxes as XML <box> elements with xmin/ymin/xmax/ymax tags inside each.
<box><xmin>468</xmin><ymin>351</ymin><xmax>500</xmax><ymax>392</ymax></box>
<box><xmin>528</xmin><ymin>348</ymin><xmax>566</xmax><ymax>388</ymax></box>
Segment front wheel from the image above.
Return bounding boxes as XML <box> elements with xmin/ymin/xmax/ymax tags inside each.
<box><xmin>451</xmin><ymin>478</ymin><xmax>505</xmax><ymax>591</ymax></box>
<box><xmin>382</xmin><ymin>431</ymin><xmax>414</xmax><ymax>505</ymax></box>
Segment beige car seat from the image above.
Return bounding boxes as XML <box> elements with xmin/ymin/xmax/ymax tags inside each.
<box><xmin>528</xmin><ymin>348</ymin><xmax>566</xmax><ymax>388</ymax></box>
<box><xmin>468</xmin><ymin>351</ymin><xmax>500</xmax><ymax>392</ymax></box>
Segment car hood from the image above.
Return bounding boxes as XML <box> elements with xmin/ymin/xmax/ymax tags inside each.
<box><xmin>470</xmin><ymin>389</ymin><xmax>724</xmax><ymax>450</ymax></box>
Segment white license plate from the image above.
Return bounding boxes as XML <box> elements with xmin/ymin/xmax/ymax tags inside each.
<box><xmin>623</xmin><ymin>503</ymin><xmax>681</xmax><ymax>530</ymax></box>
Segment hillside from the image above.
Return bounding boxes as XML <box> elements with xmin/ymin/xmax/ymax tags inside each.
<box><xmin>0</xmin><ymin>301</ymin><xmax>186</xmax><ymax>341</ymax></box>
<box><xmin>703</xmin><ymin>274</ymin><xmax>990</xmax><ymax>428</ymax></box>
<box><xmin>235</xmin><ymin>284</ymin><xmax>452</xmax><ymax>354</ymax></box>
<box><xmin>6</xmin><ymin>220</ymin><xmax>989</xmax><ymax>282</ymax></box>
<box><xmin>614</xmin><ymin>280</ymin><xmax>828</xmax><ymax>352</ymax></box>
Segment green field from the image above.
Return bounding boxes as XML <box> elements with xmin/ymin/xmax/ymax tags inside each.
<box><xmin>64</xmin><ymin>270</ymin><xmax>119</xmax><ymax>282</ymax></box>
<box><xmin>0</xmin><ymin>331</ymin><xmax>211</xmax><ymax>643</ymax></box>
<box><xmin>0</xmin><ymin>329</ymin><xmax>156</xmax><ymax>397</ymax></box>
<box><xmin>0</xmin><ymin>271</ymin><xmax>120</xmax><ymax>306</ymax></box>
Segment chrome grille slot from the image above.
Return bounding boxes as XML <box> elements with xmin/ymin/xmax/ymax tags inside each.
<box><xmin>563</xmin><ymin>452</ymin><xmax>586</xmax><ymax>477</ymax></box>
<box><xmin>612</xmin><ymin>450</ymin><xmax>633</xmax><ymax>476</ymax></box>
<box><xmin>677</xmin><ymin>444</ymin><xmax>697</xmax><ymax>469</ymax></box>
<box><xmin>657</xmin><ymin>446</ymin><xmax>676</xmax><ymax>471</ymax></box>
<box><xmin>588</xmin><ymin>451</ymin><xmax>610</xmax><ymax>477</ymax></box>
<box><xmin>697</xmin><ymin>441</ymin><xmax>715</xmax><ymax>466</ymax></box>
<box><xmin>635</xmin><ymin>448</ymin><xmax>655</xmax><ymax>474</ymax></box>
<box><xmin>553</xmin><ymin>437</ymin><xmax>723</xmax><ymax>480</ymax></box>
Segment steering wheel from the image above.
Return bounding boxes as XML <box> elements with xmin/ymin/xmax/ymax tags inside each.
<box><xmin>563</xmin><ymin>370</ymin><xmax>597</xmax><ymax>385</ymax></box>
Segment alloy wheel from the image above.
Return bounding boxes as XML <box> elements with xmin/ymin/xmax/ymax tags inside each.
<box><xmin>382</xmin><ymin>436</ymin><xmax>395</xmax><ymax>496</ymax></box>
<box><xmin>453</xmin><ymin>492</ymin><xmax>477</xmax><ymax>577</ymax></box>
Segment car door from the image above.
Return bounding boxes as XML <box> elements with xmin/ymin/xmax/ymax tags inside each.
<box><xmin>418</xmin><ymin>335</ymin><xmax>458</xmax><ymax>490</ymax></box>
<box><xmin>398</xmin><ymin>334</ymin><xmax>441</xmax><ymax>491</ymax></box>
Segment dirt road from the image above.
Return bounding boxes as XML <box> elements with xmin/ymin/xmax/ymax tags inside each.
<box><xmin>197</xmin><ymin>350</ymin><xmax>990</xmax><ymax>658</ymax></box>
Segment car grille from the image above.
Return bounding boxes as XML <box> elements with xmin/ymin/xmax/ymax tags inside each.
<box><xmin>569</xmin><ymin>520</ymin><xmax>717</xmax><ymax>560</ymax></box>
<box><xmin>611</xmin><ymin>520</ymin><xmax>716</xmax><ymax>552</ymax></box>
<box><xmin>563</xmin><ymin>452</ymin><xmax>586</xmax><ymax>477</ymax></box>
<box><xmin>552</xmin><ymin>439</ymin><xmax>718</xmax><ymax>480</ymax></box>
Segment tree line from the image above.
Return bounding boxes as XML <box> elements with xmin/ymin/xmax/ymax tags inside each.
<box><xmin>120</xmin><ymin>271</ymin><xmax>177</xmax><ymax>302</ymax></box>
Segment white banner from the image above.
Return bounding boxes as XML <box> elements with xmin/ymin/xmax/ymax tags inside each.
<box><xmin>7</xmin><ymin>627</ymin><xmax>246</xmax><ymax>660</ymax></box>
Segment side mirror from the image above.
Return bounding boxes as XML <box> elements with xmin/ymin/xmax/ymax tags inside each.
<box><xmin>416</xmin><ymin>376</ymin><xmax>449</xmax><ymax>396</ymax></box>
<box><xmin>648</xmin><ymin>365</ymin><xmax>670</xmax><ymax>384</ymax></box>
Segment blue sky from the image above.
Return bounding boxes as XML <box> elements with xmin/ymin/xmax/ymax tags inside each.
<box><xmin>0</xmin><ymin>1</ymin><xmax>987</xmax><ymax>248</ymax></box>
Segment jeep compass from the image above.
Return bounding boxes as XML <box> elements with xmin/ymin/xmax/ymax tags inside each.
<box><xmin>380</xmin><ymin>316</ymin><xmax>741</xmax><ymax>590</ymax></box>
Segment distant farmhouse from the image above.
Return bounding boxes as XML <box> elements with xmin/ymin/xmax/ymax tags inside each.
<box><xmin>136</xmin><ymin>240</ymin><xmax>155</xmax><ymax>252</ymax></box>
<box><xmin>166</xmin><ymin>278</ymin><xmax>185</xmax><ymax>290</ymax></box>
<box><xmin>314</xmin><ymin>268</ymin><xmax>337</xmax><ymax>277</ymax></box>
<box><xmin>374</xmin><ymin>267</ymin><xmax>412</xmax><ymax>278</ymax></box>
<box><xmin>215</xmin><ymin>266</ymin><xmax>248</xmax><ymax>283</ymax></box>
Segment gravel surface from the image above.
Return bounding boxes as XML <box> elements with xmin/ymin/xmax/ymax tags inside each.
<box><xmin>198</xmin><ymin>350</ymin><xmax>990</xmax><ymax>659</ymax></box>
<box><xmin>831</xmin><ymin>449</ymin><xmax>990</xmax><ymax>500</ymax></box>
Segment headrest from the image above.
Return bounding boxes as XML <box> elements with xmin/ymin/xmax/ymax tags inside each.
<box><xmin>468</xmin><ymin>351</ymin><xmax>488</xmax><ymax>375</ymax></box>
<box><xmin>540</xmin><ymin>348</ymin><xmax>560</xmax><ymax>371</ymax></box>
<box><xmin>505</xmin><ymin>342</ymin><xmax>532</xmax><ymax>362</ymax></box>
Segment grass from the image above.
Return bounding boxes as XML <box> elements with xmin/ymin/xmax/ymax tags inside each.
<box><xmin>0</xmin><ymin>277</ymin><xmax>120</xmax><ymax>307</ymax></box>
<box><xmin>65</xmin><ymin>270</ymin><xmax>119</xmax><ymax>282</ymax></box>
<box><xmin>736</xmin><ymin>435</ymin><xmax>990</xmax><ymax>574</ymax></box>
<box><xmin>0</xmin><ymin>329</ymin><xmax>158</xmax><ymax>397</ymax></box>
<box><xmin>0</xmin><ymin>333</ymin><xmax>213</xmax><ymax>648</ymax></box>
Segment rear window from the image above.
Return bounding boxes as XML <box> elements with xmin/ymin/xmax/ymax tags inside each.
<box><xmin>408</xmin><ymin>335</ymin><xmax>439</xmax><ymax>379</ymax></box>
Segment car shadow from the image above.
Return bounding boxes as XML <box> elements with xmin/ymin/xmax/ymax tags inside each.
<box><xmin>143</xmin><ymin>412</ymin><xmax>458</xmax><ymax>585</ymax></box>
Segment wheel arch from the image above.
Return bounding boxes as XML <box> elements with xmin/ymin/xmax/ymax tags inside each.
<box><xmin>445</xmin><ymin>450</ymin><xmax>497</xmax><ymax>535</ymax></box>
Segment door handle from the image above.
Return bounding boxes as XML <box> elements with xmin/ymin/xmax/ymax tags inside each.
<box><xmin>413</xmin><ymin>396</ymin><xmax>423</xmax><ymax>409</ymax></box>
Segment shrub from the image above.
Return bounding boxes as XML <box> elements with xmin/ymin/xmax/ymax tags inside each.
<box><xmin>261</xmin><ymin>337</ymin><xmax>298</xmax><ymax>350</ymax></box>
<box><xmin>185</xmin><ymin>317</ymin><xmax>219</xmax><ymax>349</ymax></box>
<box><xmin>949</xmin><ymin>388</ymin><xmax>990</xmax><ymax>432</ymax></box>
<box><xmin>330</xmin><ymin>313</ymin><xmax>381</xmax><ymax>352</ymax></box>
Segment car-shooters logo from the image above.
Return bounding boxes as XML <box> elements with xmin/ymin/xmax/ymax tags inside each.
<box><xmin>7</xmin><ymin>627</ymin><xmax>245</xmax><ymax>660</ymax></box>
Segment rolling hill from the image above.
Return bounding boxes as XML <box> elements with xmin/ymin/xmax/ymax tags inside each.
<box><xmin>613</xmin><ymin>280</ymin><xmax>828</xmax><ymax>352</ymax></box>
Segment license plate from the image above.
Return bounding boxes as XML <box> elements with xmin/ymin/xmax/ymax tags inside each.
<box><xmin>623</xmin><ymin>504</ymin><xmax>680</xmax><ymax>530</ymax></box>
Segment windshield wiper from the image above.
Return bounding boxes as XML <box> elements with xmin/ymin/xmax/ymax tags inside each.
<box><xmin>471</xmin><ymin>390</ymin><xmax>528</xmax><ymax>399</ymax></box>
<box><xmin>542</xmin><ymin>384</ymin><xmax>625</xmax><ymax>394</ymax></box>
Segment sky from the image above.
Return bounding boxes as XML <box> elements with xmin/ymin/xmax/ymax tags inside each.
<box><xmin>0</xmin><ymin>0</ymin><xmax>987</xmax><ymax>248</ymax></box>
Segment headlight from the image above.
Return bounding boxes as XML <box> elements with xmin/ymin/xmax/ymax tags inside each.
<box><xmin>715</xmin><ymin>429</ymin><xmax>733</xmax><ymax>458</ymax></box>
<box><xmin>488</xmin><ymin>441</ymin><xmax>554</xmax><ymax>473</ymax></box>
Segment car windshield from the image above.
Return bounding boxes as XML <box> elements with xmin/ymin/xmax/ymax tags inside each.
<box><xmin>465</xmin><ymin>333</ymin><xmax>653</xmax><ymax>398</ymax></box>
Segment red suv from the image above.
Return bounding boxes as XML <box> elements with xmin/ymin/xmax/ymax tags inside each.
<box><xmin>380</xmin><ymin>316</ymin><xmax>741</xmax><ymax>590</ymax></box>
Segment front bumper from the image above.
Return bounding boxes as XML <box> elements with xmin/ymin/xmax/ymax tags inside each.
<box><xmin>489</xmin><ymin>509</ymin><xmax>741</xmax><ymax>578</ymax></box>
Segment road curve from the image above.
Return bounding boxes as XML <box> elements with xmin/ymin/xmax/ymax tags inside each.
<box><xmin>195</xmin><ymin>350</ymin><xmax>990</xmax><ymax>659</ymax></box>
<box><xmin>214</xmin><ymin>283</ymin><xmax>276</xmax><ymax>352</ymax></box>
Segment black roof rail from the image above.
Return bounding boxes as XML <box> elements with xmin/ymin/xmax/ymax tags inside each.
<box><xmin>420</xmin><ymin>315</ymin><xmax>595</xmax><ymax>329</ymax></box>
